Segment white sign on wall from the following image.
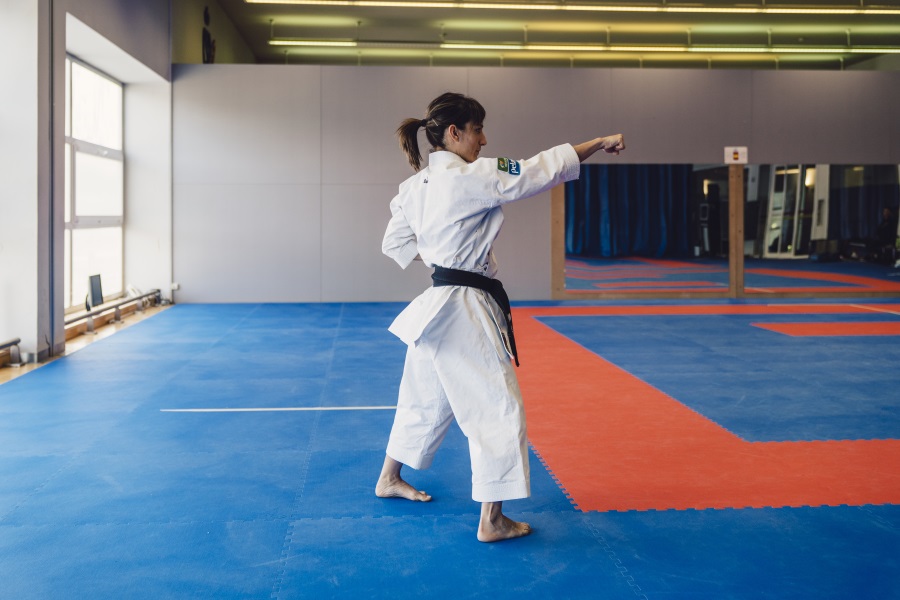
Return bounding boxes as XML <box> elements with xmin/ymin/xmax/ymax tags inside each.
<box><xmin>724</xmin><ymin>146</ymin><xmax>748</xmax><ymax>164</ymax></box>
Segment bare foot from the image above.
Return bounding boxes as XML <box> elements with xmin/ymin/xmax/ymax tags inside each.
<box><xmin>375</xmin><ymin>455</ymin><xmax>431</xmax><ymax>502</ymax></box>
<box><xmin>477</xmin><ymin>501</ymin><xmax>532</xmax><ymax>543</ymax></box>
<box><xmin>375</xmin><ymin>474</ymin><xmax>432</xmax><ymax>502</ymax></box>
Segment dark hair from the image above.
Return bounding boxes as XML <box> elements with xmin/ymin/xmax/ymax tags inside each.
<box><xmin>396</xmin><ymin>92</ymin><xmax>486</xmax><ymax>171</ymax></box>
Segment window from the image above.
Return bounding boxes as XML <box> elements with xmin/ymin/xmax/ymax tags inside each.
<box><xmin>64</xmin><ymin>57</ymin><xmax>124</xmax><ymax>310</ymax></box>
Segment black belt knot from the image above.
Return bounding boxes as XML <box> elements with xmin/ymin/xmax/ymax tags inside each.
<box><xmin>431</xmin><ymin>266</ymin><xmax>519</xmax><ymax>366</ymax></box>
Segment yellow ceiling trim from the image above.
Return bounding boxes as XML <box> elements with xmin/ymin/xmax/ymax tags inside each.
<box><xmin>248</xmin><ymin>0</ymin><xmax>900</xmax><ymax>16</ymax></box>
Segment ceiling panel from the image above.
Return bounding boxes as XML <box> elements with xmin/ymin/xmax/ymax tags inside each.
<box><xmin>216</xmin><ymin>0</ymin><xmax>900</xmax><ymax>69</ymax></box>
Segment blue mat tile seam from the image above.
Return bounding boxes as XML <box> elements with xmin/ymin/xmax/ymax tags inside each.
<box><xmin>270</xmin><ymin>408</ymin><xmax>323</xmax><ymax>600</ymax></box>
<box><xmin>584</xmin><ymin>516</ymin><xmax>650</xmax><ymax>600</ymax></box>
<box><xmin>529</xmin><ymin>443</ymin><xmax>579</xmax><ymax>510</ymax></box>
<box><xmin>0</xmin><ymin>517</ymin><xmax>294</xmax><ymax>530</ymax></box>
<box><xmin>0</xmin><ymin>459</ymin><xmax>75</xmax><ymax>525</ymax></box>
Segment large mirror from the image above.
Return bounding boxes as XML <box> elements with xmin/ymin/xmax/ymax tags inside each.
<box><xmin>557</xmin><ymin>164</ymin><xmax>900</xmax><ymax>298</ymax></box>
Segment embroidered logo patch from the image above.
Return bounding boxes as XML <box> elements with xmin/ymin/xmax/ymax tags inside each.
<box><xmin>497</xmin><ymin>157</ymin><xmax>521</xmax><ymax>176</ymax></box>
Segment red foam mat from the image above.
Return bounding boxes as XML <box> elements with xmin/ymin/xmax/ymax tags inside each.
<box><xmin>515</xmin><ymin>305</ymin><xmax>900</xmax><ymax>512</ymax></box>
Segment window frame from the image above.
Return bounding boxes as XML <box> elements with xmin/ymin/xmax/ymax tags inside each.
<box><xmin>63</xmin><ymin>55</ymin><xmax>126</xmax><ymax>313</ymax></box>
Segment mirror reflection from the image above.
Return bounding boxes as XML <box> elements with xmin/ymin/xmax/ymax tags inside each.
<box><xmin>564</xmin><ymin>164</ymin><xmax>900</xmax><ymax>296</ymax></box>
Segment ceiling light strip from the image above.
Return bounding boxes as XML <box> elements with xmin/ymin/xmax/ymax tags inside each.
<box><xmin>248</xmin><ymin>0</ymin><xmax>900</xmax><ymax>16</ymax></box>
<box><xmin>270</xmin><ymin>39</ymin><xmax>358</xmax><ymax>46</ymax></box>
<box><xmin>271</xmin><ymin>39</ymin><xmax>900</xmax><ymax>54</ymax></box>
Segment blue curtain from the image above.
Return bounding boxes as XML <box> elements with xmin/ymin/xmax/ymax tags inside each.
<box><xmin>565</xmin><ymin>164</ymin><xmax>693</xmax><ymax>259</ymax></box>
<box><xmin>828</xmin><ymin>165</ymin><xmax>900</xmax><ymax>241</ymax></box>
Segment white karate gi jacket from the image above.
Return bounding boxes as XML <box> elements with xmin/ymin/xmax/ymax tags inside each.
<box><xmin>383</xmin><ymin>143</ymin><xmax>581</xmax><ymax>347</ymax></box>
<box><xmin>382</xmin><ymin>143</ymin><xmax>580</xmax><ymax>502</ymax></box>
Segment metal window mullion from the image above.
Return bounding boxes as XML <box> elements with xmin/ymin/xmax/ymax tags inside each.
<box><xmin>65</xmin><ymin>57</ymin><xmax>73</xmax><ymax>309</ymax></box>
<box><xmin>67</xmin><ymin>141</ymin><xmax>75</xmax><ymax>226</ymax></box>
<box><xmin>69</xmin><ymin>217</ymin><xmax>123</xmax><ymax>229</ymax></box>
<box><xmin>66</xmin><ymin>136</ymin><xmax>123</xmax><ymax>161</ymax></box>
<box><xmin>65</xmin><ymin>57</ymin><xmax>71</xmax><ymax>138</ymax></box>
<box><xmin>68</xmin><ymin>137</ymin><xmax>124</xmax><ymax>228</ymax></box>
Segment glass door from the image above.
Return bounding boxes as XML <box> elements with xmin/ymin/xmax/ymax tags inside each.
<box><xmin>764</xmin><ymin>165</ymin><xmax>815</xmax><ymax>258</ymax></box>
<box><xmin>794</xmin><ymin>165</ymin><xmax>816</xmax><ymax>257</ymax></box>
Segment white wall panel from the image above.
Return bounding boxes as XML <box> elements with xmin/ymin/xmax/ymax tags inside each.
<box><xmin>61</xmin><ymin>0</ymin><xmax>170</xmax><ymax>81</ymax></box>
<box><xmin>321</xmin><ymin>66</ymin><xmax>469</xmax><ymax>186</ymax></box>
<box><xmin>125</xmin><ymin>81</ymin><xmax>173</xmax><ymax>300</ymax></box>
<box><xmin>173</xmin><ymin>64</ymin><xmax>322</xmax><ymax>185</ymax></box>
<box><xmin>610</xmin><ymin>69</ymin><xmax>753</xmax><ymax>164</ymax></box>
<box><xmin>0</xmin><ymin>2</ymin><xmax>42</xmax><ymax>351</ymax></box>
<box><xmin>321</xmin><ymin>184</ymin><xmax>432</xmax><ymax>302</ymax></box>
<box><xmin>174</xmin><ymin>184</ymin><xmax>321</xmax><ymax>302</ymax></box>
<box><xmin>469</xmin><ymin>68</ymin><xmax>612</xmax><ymax>161</ymax></box>
<box><xmin>172</xmin><ymin>64</ymin><xmax>900</xmax><ymax>303</ymax></box>
<box><xmin>751</xmin><ymin>71</ymin><xmax>898</xmax><ymax>164</ymax></box>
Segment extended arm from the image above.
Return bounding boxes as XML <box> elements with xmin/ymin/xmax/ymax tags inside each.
<box><xmin>572</xmin><ymin>134</ymin><xmax>626</xmax><ymax>162</ymax></box>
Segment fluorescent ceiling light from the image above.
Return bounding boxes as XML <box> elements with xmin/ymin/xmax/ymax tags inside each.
<box><xmin>271</xmin><ymin>38</ymin><xmax>900</xmax><ymax>54</ymax></box>
<box><xmin>270</xmin><ymin>39</ymin><xmax>357</xmax><ymax>47</ymax></box>
<box><xmin>444</xmin><ymin>43</ymin><xmax>900</xmax><ymax>53</ymax></box>
<box><xmin>248</xmin><ymin>0</ymin><xmax>900</xmax><ymax>16</ymax></box>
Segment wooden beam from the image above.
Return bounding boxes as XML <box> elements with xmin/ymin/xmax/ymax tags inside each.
<box><xmin>551</xmin><ymin>185</ymin><xmax>566</xmax><ymax>299</ymax></box>
<box><xmin>728</xmin><ymin>163</ymin><xmax>745</xmax><ymax>298</ymax></box>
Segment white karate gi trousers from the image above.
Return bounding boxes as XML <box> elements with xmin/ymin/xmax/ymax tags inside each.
<box><xmin>386</xmin><ymin>288</ymin><xmax>530</xmax><ymax>503</ymax></box>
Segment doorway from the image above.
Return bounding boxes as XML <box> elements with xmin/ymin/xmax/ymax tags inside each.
<box><xmin>764</xmin><ymin>165</ymin><xmax>816</xmax><ymax>259</ymax></box>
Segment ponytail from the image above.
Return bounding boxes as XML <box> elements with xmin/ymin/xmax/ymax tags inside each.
<box><xmin>396</xmin><ymin>118</ymin><xmax>425</xmax><ymax>171</ymax></box>
<box><xmin>396</xmin><ymin>92</ymin><xmax>486</xmax><ymax>172</ymax></box>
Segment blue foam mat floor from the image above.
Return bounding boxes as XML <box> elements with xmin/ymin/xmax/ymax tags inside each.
<box><xmin>0</xmin><ymin>303</ymin><xmax>898</xmax><ymax>599</ymax></box>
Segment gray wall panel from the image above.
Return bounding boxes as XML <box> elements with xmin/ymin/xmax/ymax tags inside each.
<box><xmin>124</xmin><ymin>82</ymin><xmax>173</xmax><ymax>300</ymax></box>
<box><xmin>172</xmin><ymin>65</ymin><xmax>900</xmax><ymax>302</ymax></box>
<box><xmin>321</xmin><ymin>66</ymin><xmax>469</xmax><ymax>186</ymax></box>
<box><xmin>751</xmin><ymin>71</ymin><xmax>898</xmax><ymax>164</ymax></box>
<box><xmin>610</xmin><ymin>69</ymin><xmax>754</xmax><ymax>164</ymax></box>
<box><xmin>891</xmin><ymin>76</ymin><xmax>900</xmax><ymax>161</ymax></box>
<box><xmin>174</xmin><ymin>183</ymin><xmax>321</xmax><ymax>303</ymax></box>
<box><xmin>61</xmin><ymin>0</ymin><xmax>170</xmax><ymax>81</ymax></box>
<box><xmin>469</xmin><ymin>68</ymin><xmax>612</xmax><ymax>161</ymax></box>
<box><xmin>173</xmin><ymin>64</ymin><xmax>322</xmax><ymax>185</ymax></box>
<box><xmin>321</xmin><ymin>184</ymin><xmax>432</xmax><ymax>302</ymax></box>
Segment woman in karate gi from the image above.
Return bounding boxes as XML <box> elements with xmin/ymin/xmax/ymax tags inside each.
<box><xmin>376</xmin><ymin>91</ymin><xmax>625</xmax><ymax>542</ymax></box>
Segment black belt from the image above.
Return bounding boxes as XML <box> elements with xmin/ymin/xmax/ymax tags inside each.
<box><xmin>431</xmin><ymin>266</ymin><xmax>519</xmax><ymax>366</ymax></box>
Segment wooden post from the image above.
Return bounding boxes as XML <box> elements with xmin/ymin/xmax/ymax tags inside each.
<box><xmin>551</xmin><ymin>185</ymin><xmax>566</xmax><ymax>299</ymax></box>
<box><xmin>728</xmin><ymin>163</ymin><xmax>745</xmax><ymax>298</ymax></box>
